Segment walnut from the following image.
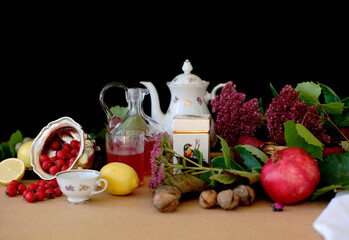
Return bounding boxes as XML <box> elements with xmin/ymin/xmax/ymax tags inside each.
<box><xmin>152</xmin><ymin>192</ymin><xmax>180</xmax><ymax>213</ymax></box>
<box><xmin>217</xmin><ymin>189</ymin><xmax>240</xmax><ymax>210</ymax></box>
<box><xmin>233</xmin><ymin>185</ymin><xmax>255</xmax><ymax>206</ymax></box>
<box><xmin>154</xmin><ymin>185</ymin><xmax>181</xmax><ymax>200</ymax></box>
<box><xmin>199</xmin><ymin>190</ymin><xmax>217</xmax><ymax>208</ymax></box>
<box><xmin>152</xmin><ymin>185</ymin><xmax>182</xmax><ymax>213</ymax></box>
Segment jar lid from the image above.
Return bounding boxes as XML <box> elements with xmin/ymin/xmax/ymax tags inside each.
<box><xmin>168</xmin><ymin>59</ymin><xmax>207</xmax><ymax>86</ymax></box>
<box><xmin>173</xmin><ymin>114</ymin><xmax>211</xmax><ymax>131</ymax></box>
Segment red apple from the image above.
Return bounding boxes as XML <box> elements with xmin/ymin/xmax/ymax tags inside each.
<box><xmin>261</xmin><ymin>147</ymin><xmax>320</xmax><ymax>204</ymax></box>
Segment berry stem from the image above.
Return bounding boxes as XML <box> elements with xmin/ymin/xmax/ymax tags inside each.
<box><xmin>302</xmin><ymin>106</ymin><xmax>349</xmax><ymax>143</ymax></box>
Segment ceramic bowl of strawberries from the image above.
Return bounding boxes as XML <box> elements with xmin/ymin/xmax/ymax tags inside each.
<box><xmin>31</xmin><ymin>117</ymin><xmax>97</xmax><ymax>180</ymax></box>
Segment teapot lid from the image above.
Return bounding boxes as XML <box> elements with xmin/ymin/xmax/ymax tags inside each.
<box><xmin>168</xmin><ymin>59</ymin><xmax>207</xmax><ymax>86</ymax></box>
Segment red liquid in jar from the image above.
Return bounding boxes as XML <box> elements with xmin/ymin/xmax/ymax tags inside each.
<box><xmin>144</xmin><ymin>140</ymin><xmax>156</xmax><ymax>175</ymax></box>
<box><xmin>107</xmin><ymin>152</ymin><xmax>144</xmax><ymax>184</ymax></box>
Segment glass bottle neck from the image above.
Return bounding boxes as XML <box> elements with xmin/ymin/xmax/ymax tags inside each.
<box><xmin>127</xmin><ymin>88</ymin><xmax>144</xmax><ymax>118</ymax></box>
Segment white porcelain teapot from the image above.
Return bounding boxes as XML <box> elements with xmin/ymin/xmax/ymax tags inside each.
<box><xmin>140</xmin><ymin>59</ymin><xmax>225</xmax><ymax>144</ymax></box>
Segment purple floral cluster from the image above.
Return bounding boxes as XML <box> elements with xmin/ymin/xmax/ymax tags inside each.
<box><xmin>149</xmin><ymin>132</ymin><xmax>172</xmax><ymax>190</ymax></box>
<box><xmin>265</xmin><ymin>85</ymin><xmax>331</xmax><ymax>145</ymax></box>
<box><xmin>211</xmin><ymin>81</ymin><xmax>264</xmax><ymax>146</ymax></box>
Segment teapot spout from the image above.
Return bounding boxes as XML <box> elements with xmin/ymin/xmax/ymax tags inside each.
<box><xmin>140</xmin><ymin>81</ymin><xmax>166</xmax><ymax>127</ymax></box>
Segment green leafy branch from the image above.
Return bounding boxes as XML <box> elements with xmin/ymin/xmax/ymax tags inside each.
<box><xmin>0</xmin><ymin>130</ymin><xmax>23</xmax><ymax>161</ymax></box>
<box><xmin>296</xmin><ymin>81</ymin><xmax>349</xmax><ymax>142</ymax></box>
<box><xmin>168</xmin><ymin>135</ymin><xmax>268</xmax><ymax>188</ymax></box>
<box><xmin>312</xmin><ymin>151</ymin><xmax>349</xmax><ymax>200</ymax></box>
<box><xmin>89</xmin><ymin>105</ymin><xmax>128</xmax><ymax>141</ymax></box>
<box><xmin>271</xmin><ymin>81</ymin><xmax>349</xmax><ymax>199</ymax></box>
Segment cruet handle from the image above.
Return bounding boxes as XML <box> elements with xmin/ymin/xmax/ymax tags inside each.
<box><xmin>99</xmin><ymin>82</ymin><xmax>128</xmax><ymax>118</ymax></box>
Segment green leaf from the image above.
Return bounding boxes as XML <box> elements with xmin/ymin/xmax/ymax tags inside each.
<box><xmin>8</xmin><ymin>130</ymin><xmax>23</xmax><ymax>157</ymax></box>
<box><xmin>284</xmin><ymin>120</ymin><xmax>324</xmax><ymax>161</ymax></box>
<box><xmin>251</xmin><ymin>167</ymin><xmax>262</xmax><ymax>174</ymax></box>
<box><xmin>9</xmin><ymin>130</ymin><xmax>23</xmax><ymax>146</ymax></box>
<box><xmin>210</xmin><ymin>173</ymin><xmax>240</xmax><ymax>185</ymax></box>
<box><xmin>239</xmin><ymin>144</ymin><xmax>269</xmax><ymax>164</ymax></box>
<box><xmin>0</xmin><ymin>142</ymin><xmax>11</xmax><ymax>160</ymax></box>
<box><xmin>217</xmin><ymin>135</ymin><xmax>232</xmax><ymax>169</ymax></box>
<box><xmin>211</xmin><ymin>156</ymin><xmax>228</xmax><ymax>169</ymax></box>
<box><xmin>234</xmin><ymin>145</ymin><xmax>262</xmax><ymax>171</ymax></box>
<box><xmin>341</xmin><ymin>141</ymin><xmax>349</xmax><ymax>151</ymax></box>
<box><xmin>194</xmin><ymin>149</ymin><xmax>203</xmax><ymax>166</ymax></box>
<box><xmin>319</xmin><ymin>83</ymin><xmax>341</xmax><ymax>103</ymax></box>
<box><xmin>269</xmin><ymin>82</ymin><xmax>278</xmax><ymax>98</ymax></box>
<box><xmin>109</xmin><ymin>105</ymin><xmax>128</xmax><ymax>119</ymax></box>
<box><xmin>341</xmin><ymin>96</ymin><xmax>349</xmax><ymax>105</ymax></box>
<box><xmin>333</xmin><ymin>111</ymin><xmax>349</xmax><ymax>127</ymax></box>
<box><xmin>295</xmin><ymin>81</ymin><xmax>321</xmax><ymax>106</ymax></box>
<box><xmin>200</xmin><ymin>170</ymin><xmax>218</xmax><ymax>188</ymax></box>
<box><xmin>211</xmin><ymin>156</ymin><xmax>243</xmax><ymax>170</ymax></box>
<box><xmin>318</xmin><ymin>151</ymin><xmax>349</xmax><ymax>187</ymax></box>
<box><xmin>321</xmin><ymin>102</ymin><xmax>345</xmax><ymax>115</ymax></box>
<box><xmin>258</xmin><ymin>98</ymin><xmax>265</xmax><ymax>115</ymax></box>
<box><xmin>123</xmin><ymin>116</ymin><xmax>147</xmax><ymax>131</ymax></box>
<box><xmin>223</xmin><ymin>169</ymin><xmax>261</xmax><ymax>185</ymax></box>
<box><xmin>311</xmin><ymin>185</ymin><xmax>348</xmax><ymax>200</ymax></box>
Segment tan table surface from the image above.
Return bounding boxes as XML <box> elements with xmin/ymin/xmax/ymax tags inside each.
<box><xmin>0</xmin><ymin>177</ymin><xmax>327</xmax><ymax>240</ymax></box>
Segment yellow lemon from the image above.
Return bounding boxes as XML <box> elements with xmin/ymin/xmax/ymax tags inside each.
<box><xmin>100</xmin><ymin>162</ymin><xmax>139</xmax><ymax>195</ymax></box>
<box><xmin>17</xmin><ymin>141</ymin><xmax>33</xmax><ymax>168</ymax></box>
<box><xmin>0</xmin><ymin>158</ymin><xmax>25</xmax><ymax>185</ymax></box>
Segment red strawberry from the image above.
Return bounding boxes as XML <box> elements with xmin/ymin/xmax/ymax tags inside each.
<box><xmin>39</xmin><ymin>155</ymin><xmax>49</xmax><ymax>163</ymax></box>
<box><xmin>42</xmin><ymin>160</ymin><xmax>52</xmax><ymax>171</ymax></box>
<box><xmin>22</xmin><ymin>190</ymin><xmax>31</xmax><ymax>199</ymax></box>
<box><xmin>49</xmin><ymin>165</ymin><xmax>60</xmax><ymax>175</ymax></box>
<box><xmin>53</xmin><ymin>187</ymin><xmax>62</xmax><ymax>196</ymax></box>
<box><xmin>63</xmin><ymin>143</ymin><xmax>71</xmax><ymax>153</ymax></box>
<box><xmin>5</xmin><ymin>185</ymin><xmax>17</xmax><ymax>197</ymax></box>
<box><xmin>36</xmin><ymin>190</ymin><xmax>45</xmax><ymax>201</ymax></box>
<box><xmin>10</xmin><ymin>180</ymin><xmax>20</xmax><ymax>188</ymax></box>
<box><xmin>45</xmin><ymin>188</ymin><xmax>55</xmax><ymax>198</ymax></box>
<box><xmin>24</xmin><ymin>191</ymin><xmax>37</xmax><ymax>203</ymax></box>
<box><xmin>28</xmin><ymin>183</ymin><xmax>38</xmax><ymax>192</ymax></box>
<box><xmin>70</xmin><ymin>140</ymin><xmax>79</xmax><ymax>149</ymax></box>
<box><xmin>49</xmin><ymin>179</ymin><xmax>59</xmax><ymax>188</ymax></box>
<box><xmin>51</xmin><ymin>141</ymin><xmax>60</xmax><ymax>150</ymax></box>
<box><xmin>56</xmin><ymin>150</ymin><xmax>68</xmax><ymax>160</ymax></box>
<box><xmin>70</xmin><ymin>148</ymin><xmax>79</xmax><ymax>157</ymax></box>
<box><xmin>17</xmin><ymin>184</ymin><xmax>27</xmax><ymax>194</ymax></box>
<box><xmin>61</xmin><ymin>165</ymin><xmax>69</xmax><ymax>171</ymax></box>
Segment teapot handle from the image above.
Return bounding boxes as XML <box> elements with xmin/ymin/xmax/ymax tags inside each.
<box><xmin>99</xmin><ymin>82</ymin><xmax>128</xmax><ymax>118</ymax></box>
<box><xmin>204</xmin><ymin>83</ymin><xmax>226</xmax><ymax>102</ymax></box>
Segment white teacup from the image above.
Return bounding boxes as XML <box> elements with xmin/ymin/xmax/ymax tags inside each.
<box><xmin>56</xmin><ymin>169</ymin><xmax>108</xmax><ymax>204</ymax></box>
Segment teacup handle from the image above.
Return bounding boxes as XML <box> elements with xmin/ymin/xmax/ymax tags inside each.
<box><xmin>90</xmin><ymin>178</ymin><xmax>108</xmax><ymax>196</ymax></box>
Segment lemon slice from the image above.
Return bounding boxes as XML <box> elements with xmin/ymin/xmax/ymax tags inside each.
<box><xmin>0</xmin><ymin>158</ymin><xmax>25</xmax><ymax>185</ymax></box>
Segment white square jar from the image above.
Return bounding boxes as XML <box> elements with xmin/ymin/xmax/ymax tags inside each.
<box><xmin>173</xmin><ymin>114</ymin><xmax>211</xmax><ymax>164</ymax></box>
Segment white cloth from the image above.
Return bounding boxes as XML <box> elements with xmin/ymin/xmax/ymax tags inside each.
<box><xmin>313</xmin><ymin>190</ymin><xmax>349</xmax><ymax>240</ymax></box>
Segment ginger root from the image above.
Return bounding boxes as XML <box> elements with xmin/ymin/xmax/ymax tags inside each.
<box><xmin>152</xmin><ymin>173</ymin><xmax>208</xmax><ymax>213</ymax></box>
<box><xmin>162</xmin><ymin>173</ymin><xmax>208</xmax><ymax>193</ymax></box>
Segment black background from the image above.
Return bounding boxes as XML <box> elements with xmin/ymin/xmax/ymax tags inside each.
<box><xmin>1</xmin><ymin>4</ymin><xmax>347</xmax><ymax>142</ymax></box>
